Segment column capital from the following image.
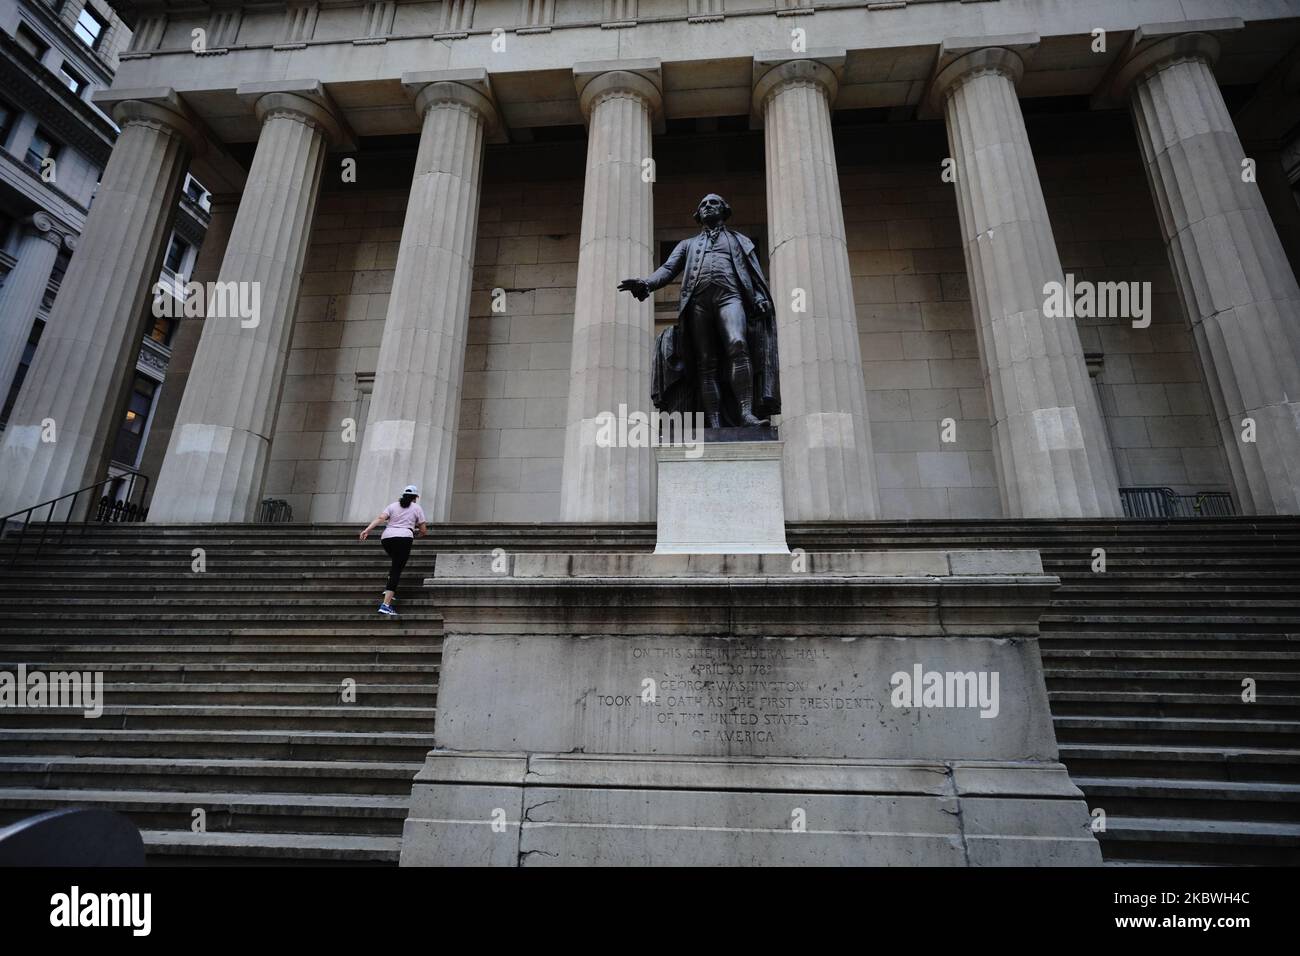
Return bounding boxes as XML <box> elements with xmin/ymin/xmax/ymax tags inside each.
<box><xmin>751</xmin><ymin>50</ymin><xmax>845</xmax><ymax>123</ymax></box>
<box><xmin>573</xmin><ymin>59</ymin><xmax>663</xmax><ymax>131</ymax></box>
<box><xmin>925</xmin><ymin>34</ymin><xmax>1039</xmax><ymax>115</ymax></box>
<box><xmin>236</xmin><ymin>80</ymin><xmax>354</xmax><ymax>150</ymax></box>
<box><xmin>1108</xmin><ymin>18</ymin><xmax>1243</xmax><ymax>98</ymax></box>
<box><xmin>24</xmin><ymin>212</ymin><xmax>71</xmax><ymax>249</ymax></box>
<box><xmin>92</xmin><ymin>87</ymin><xmax>208</xmax><ymax>156</ymax></box>
<box><xmin>402</xmin><ymin>68</ymin><xmax>505</xmax><ymax>143</ymax></box>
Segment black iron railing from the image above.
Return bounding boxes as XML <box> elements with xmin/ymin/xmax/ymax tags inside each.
<box><xmin>1120</xmin><ymin>486</ymin><xmax>1235</xmax><ymax>518</ymax></box>
<box><xmin>257</xmin><ymin>498</ymin><xmax>294</xmax><ymax>523</ymax></box>
<box><xmin>0</xmin><ymin>469</ymin><xmax>150</xmax><ymax>567</ymax></box>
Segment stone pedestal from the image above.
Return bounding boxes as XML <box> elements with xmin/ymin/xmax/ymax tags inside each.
<box><xmin>654</xmin><ymin>439</ymin><xmax>788</xmax><ymax>554</ymax></box>
<box><xmin>400</xmin><ymin>551</ymin><xmax>1101</xmax><ymax>867</ymax></box>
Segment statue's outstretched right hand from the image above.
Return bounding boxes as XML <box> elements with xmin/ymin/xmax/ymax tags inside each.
<box><xmin>618</xmin><ymin>278</ymin><xmax>650</xmax><ymax>301</ymax></box>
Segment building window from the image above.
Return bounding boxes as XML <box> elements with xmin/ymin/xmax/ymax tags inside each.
<box><xmin>183</xmin><ymin>174</ymin><xmax>209</xmax><ymax>208</ymax></box>
<box><xmin>24</xmin><ymin>128</ymin><xmax>59</xmax><ymax>171</ymax></box>
<box><xmin>0</xmin><ymin>100</ymin><xmax>15</xmax><ymax>149</ymax></box>
<box><xmin>49</xmin><ymin>247</ymin><xmax>71</xmax><ymax>288</ymax></box>
<box><xmin>58</xmin><ymin>65</ymin><xmax>86</xmax><ymax>95</ymax></box>
<box><xmin>149</xmin><ymin>314</ymin><xmax>176</xmax><ymax>346</ymax></box>
<box><xmin>16</xmin><ymin>23</ymin><xmax>49</xmax><ymax>62</ymax></box>
<box><xmin>163</xmin><ymin>234</ymin><xmax>191</xmax><ymax>275</ymax></box>
<box><xmin>111</xmin><ymin>374</ymin><xmax>158</xmax><ymax>466</ymax></box>
<box><xmin>74</xmin><ymin>7</ymin><xmax>107</xmax><ymax>50</ymax></box>
<box><xmin>0</xmin><ymin>319</ymin><xmax>44</xmax><ymax>427</ymax></box>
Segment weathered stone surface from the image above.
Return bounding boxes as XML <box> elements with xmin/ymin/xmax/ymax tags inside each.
<box><xmin>653</xmin><ymin>440</ymin><xmax>789</xmax><ymax>554</ymax></box>
<box><xmin>402</xmin><ymin>548</ymin><xmax>1100</xmax><ymax>866</ymax></box>
<box><xmin>433</xmin><ymin>632</ymin><xmax>1053</xmax><ymax>759</ymax></box>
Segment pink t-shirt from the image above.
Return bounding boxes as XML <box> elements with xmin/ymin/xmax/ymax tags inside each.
<box><xmin>381</xmin><ymin>501</ymin><xmax>427</xmax><ymax>539</ymax></box>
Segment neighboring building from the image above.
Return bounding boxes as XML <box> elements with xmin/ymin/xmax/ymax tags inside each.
<box><xmin>0</xmin><ymin>0</ymin><xmax>1298</xmax><ymax>524</ymax></box>
<box><xmin>0</xmin><ymin>0</ymin><xmax>208</xmax><ymax>502</ymax></box>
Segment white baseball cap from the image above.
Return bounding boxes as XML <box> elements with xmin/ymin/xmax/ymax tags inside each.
<box><xmin>402</xmin><ymin>484</ymin><xmax>419</xmax><ymax>495</ymax></box>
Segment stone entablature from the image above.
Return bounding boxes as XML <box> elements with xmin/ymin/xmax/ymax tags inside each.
<box><xmin>104</xmin><ymin>4</ymin><xmax>1295</xmax><ymax>149</ymax></box>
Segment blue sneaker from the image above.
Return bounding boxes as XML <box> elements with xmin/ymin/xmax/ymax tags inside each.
<box><xmin>378</xmin><ymin>604</ymin><xmax>398</xmax><ymax>616</ymax></box>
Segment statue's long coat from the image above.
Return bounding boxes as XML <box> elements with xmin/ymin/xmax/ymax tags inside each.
<box><xmin>646</xmin><ymin>226</ymin><xmax>781</xmax><ymax>425</ymax></box>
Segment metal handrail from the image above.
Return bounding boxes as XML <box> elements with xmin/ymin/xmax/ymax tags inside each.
<box><xmin>0</xmin><ymin>469</ymin><xmax>150</xmax><ymax>568</ymax></box>
<box><xmin>1119</xmin><ymin>486</ymin><xmax>1235</xmax><ymax>519</ymax></box>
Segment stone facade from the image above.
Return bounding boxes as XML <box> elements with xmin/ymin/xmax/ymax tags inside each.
<box><xmin>1</xmin><ymin>1</ymin><xmax>1297</xmax><ymax>522</ymax></box>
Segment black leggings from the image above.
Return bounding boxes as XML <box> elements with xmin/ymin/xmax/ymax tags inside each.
<box><xmin>382</xmin><ymin>536</ymin><xmax>413</xmax><ymax>593</ymax></box>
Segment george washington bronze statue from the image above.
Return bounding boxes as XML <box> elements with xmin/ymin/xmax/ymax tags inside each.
<box><xmin>618</xmin><ymin>194</ymin><xmax>780</xmax><ymax>429</ymax></box>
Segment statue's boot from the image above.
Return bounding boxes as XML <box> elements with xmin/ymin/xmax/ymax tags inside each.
<box><xmin>699</xmin><ymin>365</ymin><xmax>723</xmax><ymax>429</ymax></box>
<box><xmin>730</xmin><ymin>354</ymin><xmax>768</xmax><ymax>427</ymax></box>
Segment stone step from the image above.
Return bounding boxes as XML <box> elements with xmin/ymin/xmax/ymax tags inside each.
<box><xmin>2</xmin><ymin>681</ymin><xmax>440</xmax><ymax>706</ymax></box>
<box><xmin>1095</xmin><ymin>816</ymin><xmax>1300</xmax><ymax>866</ymax></box>
<box><xmin>1058</xmin><ymin>742</ymin><xmax>1300</xmax><ymax>781</ymax></box>
<box><xmin>0</xmin><ymin>660</ymin><xmax>439</xmax><ymax>683</ymax></box>
<box><xmin>0</xmin><ymin>787</ymin><xmax>409</xmax><ymax>836</ymax></box>
<box><xmin>0</xmin><ymin>703</ymin><xmax>437</xmax><ymax>732</ymax></box>
<box><xmin>0</xmin><ymin>626</ymin><xmax>443</xmax><ymax>640</ymax></box>
<box><xmin>1056</xmin><ymin>722</ymin><xmax>1300</xmax><ymax>750</ymax></box>
<box><xmin>1047</xmin><ymin>693</ymin><xmax>1299</xmax><ymax>721</ymax></box>
<box><xmin>140</xmin><ymin>829</ymin><xmax>402</xmax><ymax>865</ymax></box>
<box><xmin>0</xmin><ymin>645</ymin><xmax>440</xmax><ymax>664</ymax></box>
<box><xmin>0</xmin><ymin>611</ymin><xmax>442</xmax><ymax>626</ymax></box>
<box><xmin>1044</xmin><ymin>668</ymin><xmax>1300</xmax><ymax>681</ymax></box>
<box><xmin>1072</xmin><ymin>776</ymin><xmax>1300</xmax><ymax>823</ymax></box>
<box><xmin>0</xmin><ymin>728</ymin><xmax>435</xmax><ymax>761</ymax></box>
<box><xmin>0</xmin><ymin>754</ymin><xmax>423</xmax><ymax>795</ymax></box>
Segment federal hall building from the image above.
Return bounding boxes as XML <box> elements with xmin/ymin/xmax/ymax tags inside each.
<box><xmin>0</xmin><ymin>0</ymin><xmax>1297</xmax><ymax>525</ymax></box>
<box><xmin>1</xmin><ymin>0</ymin><xmax>1300</xmax><ymax>868</ymax></box>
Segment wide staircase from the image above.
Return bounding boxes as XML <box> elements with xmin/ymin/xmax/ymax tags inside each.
<box><xmin>0</xmin><ymin>518</ymin><xmax>1297</xmax><ymax>865</ymax></box>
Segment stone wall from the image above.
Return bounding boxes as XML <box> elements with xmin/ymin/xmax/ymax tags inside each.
<box><xmin>265</xmin><ymin>114</ymin><xmax>1232</xmax><ymax>521</ymax></box>
<box><xmin>263</xmin><ymin>188</ymin><xmax>402</xmax><ymax>521</ymax></box>
<box><xmin>451</xmin><ymin>155</ymin><xmax>582</xmax><ymax>522</ymax></box>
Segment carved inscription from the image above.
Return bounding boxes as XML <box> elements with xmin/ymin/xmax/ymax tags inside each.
<box><xmin>594</xmin><ymin>642</ymin><xmax>878</xmax><ymax>751</ymax></box>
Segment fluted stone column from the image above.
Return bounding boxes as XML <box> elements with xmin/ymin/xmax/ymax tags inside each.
<box><xmin>137</xmin><ymin>195</ymin><xmax>240</xmax><ymax>500</ymax></box>
<box><xmin>934</xmin><ymin>44</ymin><xmax>1122</xmax><ymax>518</ymax></box>
<box><xmin>0</xmin><ymin>214</ymin><xmax>66</xmax><ymax>402</ymax></box>
<box><xmin>346</xmin><ymin>71</ymin><xmax>498</xmax><ymax>522</ymax></box>
<box><xmin>753</xmin><ymin>54</ymin><xmax>879</xmax><ymax>521</ymax></box>
<box><xmin>559</xmin><ymin>62</ymin><xmax>661</xmax><ymax>522</ymax></box>
<box><xmin>1118</xmin><ymin>30</ymin><xmax>1300</xmax><ymax>514</ymax></box>
<box><xmin>0</xmin><ymin>94</ymin><xmax>197</xmax><ymax>518</ymax></box>
<box><xmin>149</xmin><ymin>86</ymin><xmax>343</xmax><ymax>522</ymax></box>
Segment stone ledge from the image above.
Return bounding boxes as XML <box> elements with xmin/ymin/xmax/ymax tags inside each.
<box><xmin>433</xmin><ymin>549</ymin><xmax>1044</xmax><ymax>578</ymax></box>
